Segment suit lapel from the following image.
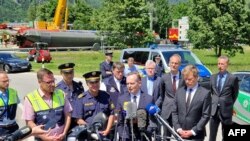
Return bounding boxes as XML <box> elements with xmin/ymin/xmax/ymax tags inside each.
<box><xmin>179</xmin><ymin>88</ymin><xmax>188</xmax><ymax>113</ymax></box>
<box><xmin>142</xmin><ymin>77</ymin><xmax>148</xmax><ymax>94</ymax></box>
<box><xmin>138</xmin><ymin>91</ymin><xmax>145</xmax><ymax>108</ymax></box>
<box><xmin>214</xmin><ymin>74</ymin><xmax>220</xmax><ymax>94</ymax></box>
<box><xmin>220</xmin><ymin>73</ymin><xmax>230</xmax><ymax>94</ymax></box>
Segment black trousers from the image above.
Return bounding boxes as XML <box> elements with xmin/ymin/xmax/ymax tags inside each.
<box><xmin>209</xmin><ymin>108</ymin><xmax>232</xmax><ymax>141</ymax></box>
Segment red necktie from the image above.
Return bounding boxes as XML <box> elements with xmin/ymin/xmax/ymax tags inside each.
<box><xmin>173</xmin><ymin>76</ymin><xmax>176</xmax><ymax>93</ymax></box>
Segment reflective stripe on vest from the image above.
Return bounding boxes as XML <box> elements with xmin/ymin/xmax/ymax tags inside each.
<box><xmin>0</xmin><ymin>88</ymin><xmax>18</xmax><ymax>107</ymax></box>
<box><xmin>26</xmin><ymin>89</ymin><xmax>65</xmax><ymax>112</ymax></box>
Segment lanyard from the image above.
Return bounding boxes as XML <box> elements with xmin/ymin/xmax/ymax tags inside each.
<box><xmin>0</xmin><ymin>89</ymin><xmax>9</xmax><ymax>117</ymax></box>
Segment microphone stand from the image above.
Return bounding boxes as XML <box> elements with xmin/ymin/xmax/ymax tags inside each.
<box><xmin>154</xmin><ymin>114</ymin><xmax>184</xmax><ymax>141</ymax></box>
<box><xmin>130</xmin><ymin>118</ymin><xmax>134</xmax><ymax>141</ymax></box>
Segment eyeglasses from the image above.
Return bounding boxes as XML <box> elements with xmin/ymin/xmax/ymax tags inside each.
<box><xmin>42</xmin><ymin>79</ymin><xmax>56</xmax><ymax>85</ymax></box>
<box><xmin>62</xmin><ymin>71</ymin><xmax>74</xmax><ymax>75</ymax></box>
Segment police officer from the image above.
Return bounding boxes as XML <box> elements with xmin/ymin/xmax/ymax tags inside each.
<box><xmin>0</xmin><ymin>71</ymin><xmax>19</xmax><ymax>137</ymax></box>
<box><xmin>23</xmin><ymin>68</ymin><xmax>72</xmax><ymax>141</ymax></box>
<box><xmin>57</xmin><ymin>63</ymin><xmax>84</xmax><ymax>104</ymax></box>
<box><xmin>72</xmin><ymin>71</ymin><xmax>114</xmax><ymax>138</ymax></box>
<box><xmin>56</xmin><ymin>63</ymin><xmax>84</xmax><ymax>130</ymax></box>
<box><xmin>100</xmin><ymin>50</ymin><xmax>113</xmax><ymax>80</ymax></box>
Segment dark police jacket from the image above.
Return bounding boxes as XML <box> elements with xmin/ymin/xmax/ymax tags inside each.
<box><xmin>103</xmin><ymin>76</ymin><xmax>127</xmax><ymax>107</ymax></box>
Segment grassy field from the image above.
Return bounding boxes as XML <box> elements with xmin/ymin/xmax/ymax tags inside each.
<box><xmin>16</xmin><ymin>47</ymin><xmax>250</xmax><ymax>77</ymax></box>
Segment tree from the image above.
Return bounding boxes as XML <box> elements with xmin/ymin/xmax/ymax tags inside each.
<box><xmin>92</xmin><ymin>0</ymin><xmax>154</xmax><ymax>48</ymax></box>
<box><xmin>188</xmin><ymin>0</ymin><xmax>249</xmax><ymax>57</ymax></box>
<box><xmin>68</xmin><ymin>1</ymin><xmax>94</xmax><ymax>30</ymax></box>
<box><xmin>154</xmin><ymin>0</ymin><xmax>172</xmax><ymax>39</ymax></box>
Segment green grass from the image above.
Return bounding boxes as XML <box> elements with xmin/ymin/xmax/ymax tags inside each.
<box><xmin>17</xmin><ymin>50</ymin><xmax>121</xmax><ymax>77</ymax></box>
<box><xmin>16</xmin><ymin>47</ymin><xmax>250</xmax><ymax>77</ymax></box>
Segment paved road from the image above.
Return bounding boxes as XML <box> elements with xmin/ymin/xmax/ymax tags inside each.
<box><xmin>8</xmin><ymin>72</ymin><xmax>221</xmax><ymax>141</ymax></box>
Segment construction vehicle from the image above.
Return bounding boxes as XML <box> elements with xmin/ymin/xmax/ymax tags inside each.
<box><xmin>27</xmin><ymin>42</ymin><xmax>52</xmax><ymax>63</ymax></box>
<box><xmin>16</xmin><ymin>0</ymin><xmax>100</xmax><ymax>48</ymax></box>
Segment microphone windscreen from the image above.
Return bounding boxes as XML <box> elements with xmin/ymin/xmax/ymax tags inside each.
<box><xmin>10</xmin><ymin>126</ymin><xmax>32</xmax><ymax>140</ymax></box>
<box><xmin>137</xmin><ymin>109</ymin><xmax>147</xmax><ymax>128</ymax></box>
<box><xmin>145</xmin><ymin>103</ymin><xmax>160</xmax><ymax>116</ymax></box>
<box><xmin>124</xmin><ymin>101</ymin><xmax>137</xmax><ymax>119</ymax></box>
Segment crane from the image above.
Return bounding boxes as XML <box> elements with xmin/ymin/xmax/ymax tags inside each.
<box><xmin>35</xmin><ymin>0</ymin><xmax>68</xmax><ymax>30</ymax></box>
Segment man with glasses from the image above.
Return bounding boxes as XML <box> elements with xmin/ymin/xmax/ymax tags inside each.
<box><xmin>23</xmin><ymin>68</ymin><xmax>72</xmax><ymax>141</ymax></box>
<box><xmin>0</xmin><ymin>71</ymin><xmax>20</xmax><ymax>138</ymax></box>
<box><xmin>56</xmin><ymin>63</ymin><xmax>84</xmax><ymax>130</ymax></box>
<box><xmin>72</xmin><ymin>71</ymin><xmax>114</xmax><ymax>139</ymax></box>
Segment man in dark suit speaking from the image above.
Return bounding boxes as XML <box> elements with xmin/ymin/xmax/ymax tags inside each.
<box><xmin>209</xmin><ymin>55</ymin><xmax>239</xmax><ymax>141</ymax></box>
<box><xmin>172</xmin><ymin>65</ymin><xmax>211</xmax><ymax>141</ymax></box>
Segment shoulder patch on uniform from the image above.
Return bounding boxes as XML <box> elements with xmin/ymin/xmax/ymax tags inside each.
<box><xmin>78</xmin><ymin>93</ymin><xmax>85</xmax><ymax>99</ymax></box>
<box><xmin>110</xmin><ymin>87</ymin><xmax>116</xmax><ymax>93</ymax></box>
<box><xmin>110</xmin><ymin>102</ymin><xmax>115</xmax><ymax>109</ymax></box>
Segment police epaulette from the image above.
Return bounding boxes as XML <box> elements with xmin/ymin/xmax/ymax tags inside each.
<box><xmin>78</xmin><ymin>93</ymin><xmax>86</xmax><ymax>99</ymax></box>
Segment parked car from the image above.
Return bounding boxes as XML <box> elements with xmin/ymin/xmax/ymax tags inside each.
<box><xmin>0</xmin><ymin>52</ymin><xmax>32</xmax><ymax>73</ymax></box>
<box><xmin>232</xmin><ymin>71</ymin><xmax>250</xmax><ymax>125</ymax></box>
<box><xmin>120</xmin><ymin>44</ymin><xmax>211</xmax><ymax>88</ymax></box>
<box><xmin>26</xmin><ymin>42</ymin><xmax>52</xmax><ymax>63</ymax></box>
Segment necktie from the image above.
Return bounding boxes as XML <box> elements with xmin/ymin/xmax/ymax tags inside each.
<box><xmin>186</xmin><ymin>89</ymin><xmax>192</xmax><ymax>111</ymax></box>
<box><xmin>133</xmin><ymin>96</ymin><xmax>137</xmax><ymax>108</ymax></box>
<box><xmin>173</xmin><ymin>76</ymin><xmax>177</xmax><ymax>93</ymax></box>
<box><xmin>217</xmin><ymin>74</ymin><xmax>224</xmax><ymax>93</ymax></box>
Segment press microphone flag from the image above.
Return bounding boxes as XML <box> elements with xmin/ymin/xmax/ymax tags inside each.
<box><xmin>145</xmin><ymin>103</ymin><xmax>160</xmax><ymax>116</ymax></box>
<box><xmin>145</xmin><ymin>103</ymin><xmax>184</xmax><ymax>141</ymax></box>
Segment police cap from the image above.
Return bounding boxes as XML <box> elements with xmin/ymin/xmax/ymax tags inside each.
<box><xmin>83</xmin><ymin>71</ymin><xmax>101</xmax><ymax>82</ymax></box>
<box><xmin>105</xmin><ymin>50</ymin><xmax>113</xmax><ymax>56</ymax></box>
<box><xmin>58</xmin><ymin>63</ymin><xmax>75</xmax><ymax>73</ymax></box>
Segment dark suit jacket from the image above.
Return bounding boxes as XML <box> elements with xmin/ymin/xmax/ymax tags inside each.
<box><xmin>155</xmin><ymin>73</ymin><xmax>185</xmax><ymax>120</ymax></box>
<box><xmin>100</xmin><ymin>61</ymin><xmax>113</xmax><ymax>79</ymax></box>
<box><xmin>210</xmin><ymin>72</ymin><xmax>239</xmax><ymax>124</ymax></box>
<box><xmin>103</xmin><ymin>76</ymin><xmax>127</xmax><ymax>106</ymax></box>
<box><xmin>141</xmin><ymin>75</ymin><xmax>161</xmax><ymax>103</ymax></box>
<box><xmin>172</xmin><ymin>85</ymin><xmax>211</xmax><ymax>140</ymax></box>
<box><xmin>116</xmin><ymin>91</ymin><xmax>153</xmax><ymax>139</ymax></box>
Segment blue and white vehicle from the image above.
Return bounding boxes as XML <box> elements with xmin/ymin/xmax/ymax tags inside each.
<box><xmin>120</xmin><ymin>44</ymin><xmax>211</xmax><ymax>81</ymax></box>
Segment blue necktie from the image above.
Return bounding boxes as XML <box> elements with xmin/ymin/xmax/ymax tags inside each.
<box><xmin>217</xmin><ymin>74</ymin><xmax>224</xmax><ymax>93</ymax></box>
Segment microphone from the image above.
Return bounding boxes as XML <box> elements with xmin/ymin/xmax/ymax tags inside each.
<box><xmin>4</xmin><ymin>126</ymin><xmax>32</xmax><ymax>141</ymax></box>
<box><xmin>145</xmin><ymin>103</ymin><xmax>184</xmax><ymax>141</ymax></box>
<box><xmin>137</xmin><ymin>109</ymin><xmax>147</xmax><ymax>130</ymax></box>
<box><xmin>91</xmin><ymin>112</ymin><xmax>107</xmax><ymax>131</ymax></box>
<box><xmin>124</xmin><ymin>101</ymin><xmax>137</xmax><ymax>119</ymax></box>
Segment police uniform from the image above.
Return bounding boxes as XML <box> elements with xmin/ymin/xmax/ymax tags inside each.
<box><xmin>56</xmin><ymin>63</ymin><xmax>84</xmax><ymax>130</ymax></box>
<box><xmin>72</xmin><ymin>71</ymin><xmax>114</xmax><ymax>124</ymax></box>
<box><xmin>102</xmin><ymin>76</ymin><xmax>127</xmax><ymax>107</ymax></box>
<box><xmin>154</xmin><ymin>55</ymin><xmax>164</xmax><ymax>77</ymax></box>
<box><xmin>100</xmin><ymin>51</ymin><xmax>113</xmax><ymax>80</ymax></box>
<box><xmin>0</xmin><ymin>88</ymin><xmax>19</xmax><ymax>136</ymax></box>
<box><xmin>56</xmin><ymin>63</ymin><xmax>84</xmax><ymax>105</ymax></box>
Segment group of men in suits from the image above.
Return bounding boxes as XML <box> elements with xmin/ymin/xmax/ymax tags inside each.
<box><xmin>98</xmin><ymin>52</ymin><xmax>239</xmax><ymax>141</ymax></box>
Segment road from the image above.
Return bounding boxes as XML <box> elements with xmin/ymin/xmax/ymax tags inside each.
<box><xmin>9</xmin><ymin>72</ymin><xmax>221</xmax><ymax>141</ymax></box>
